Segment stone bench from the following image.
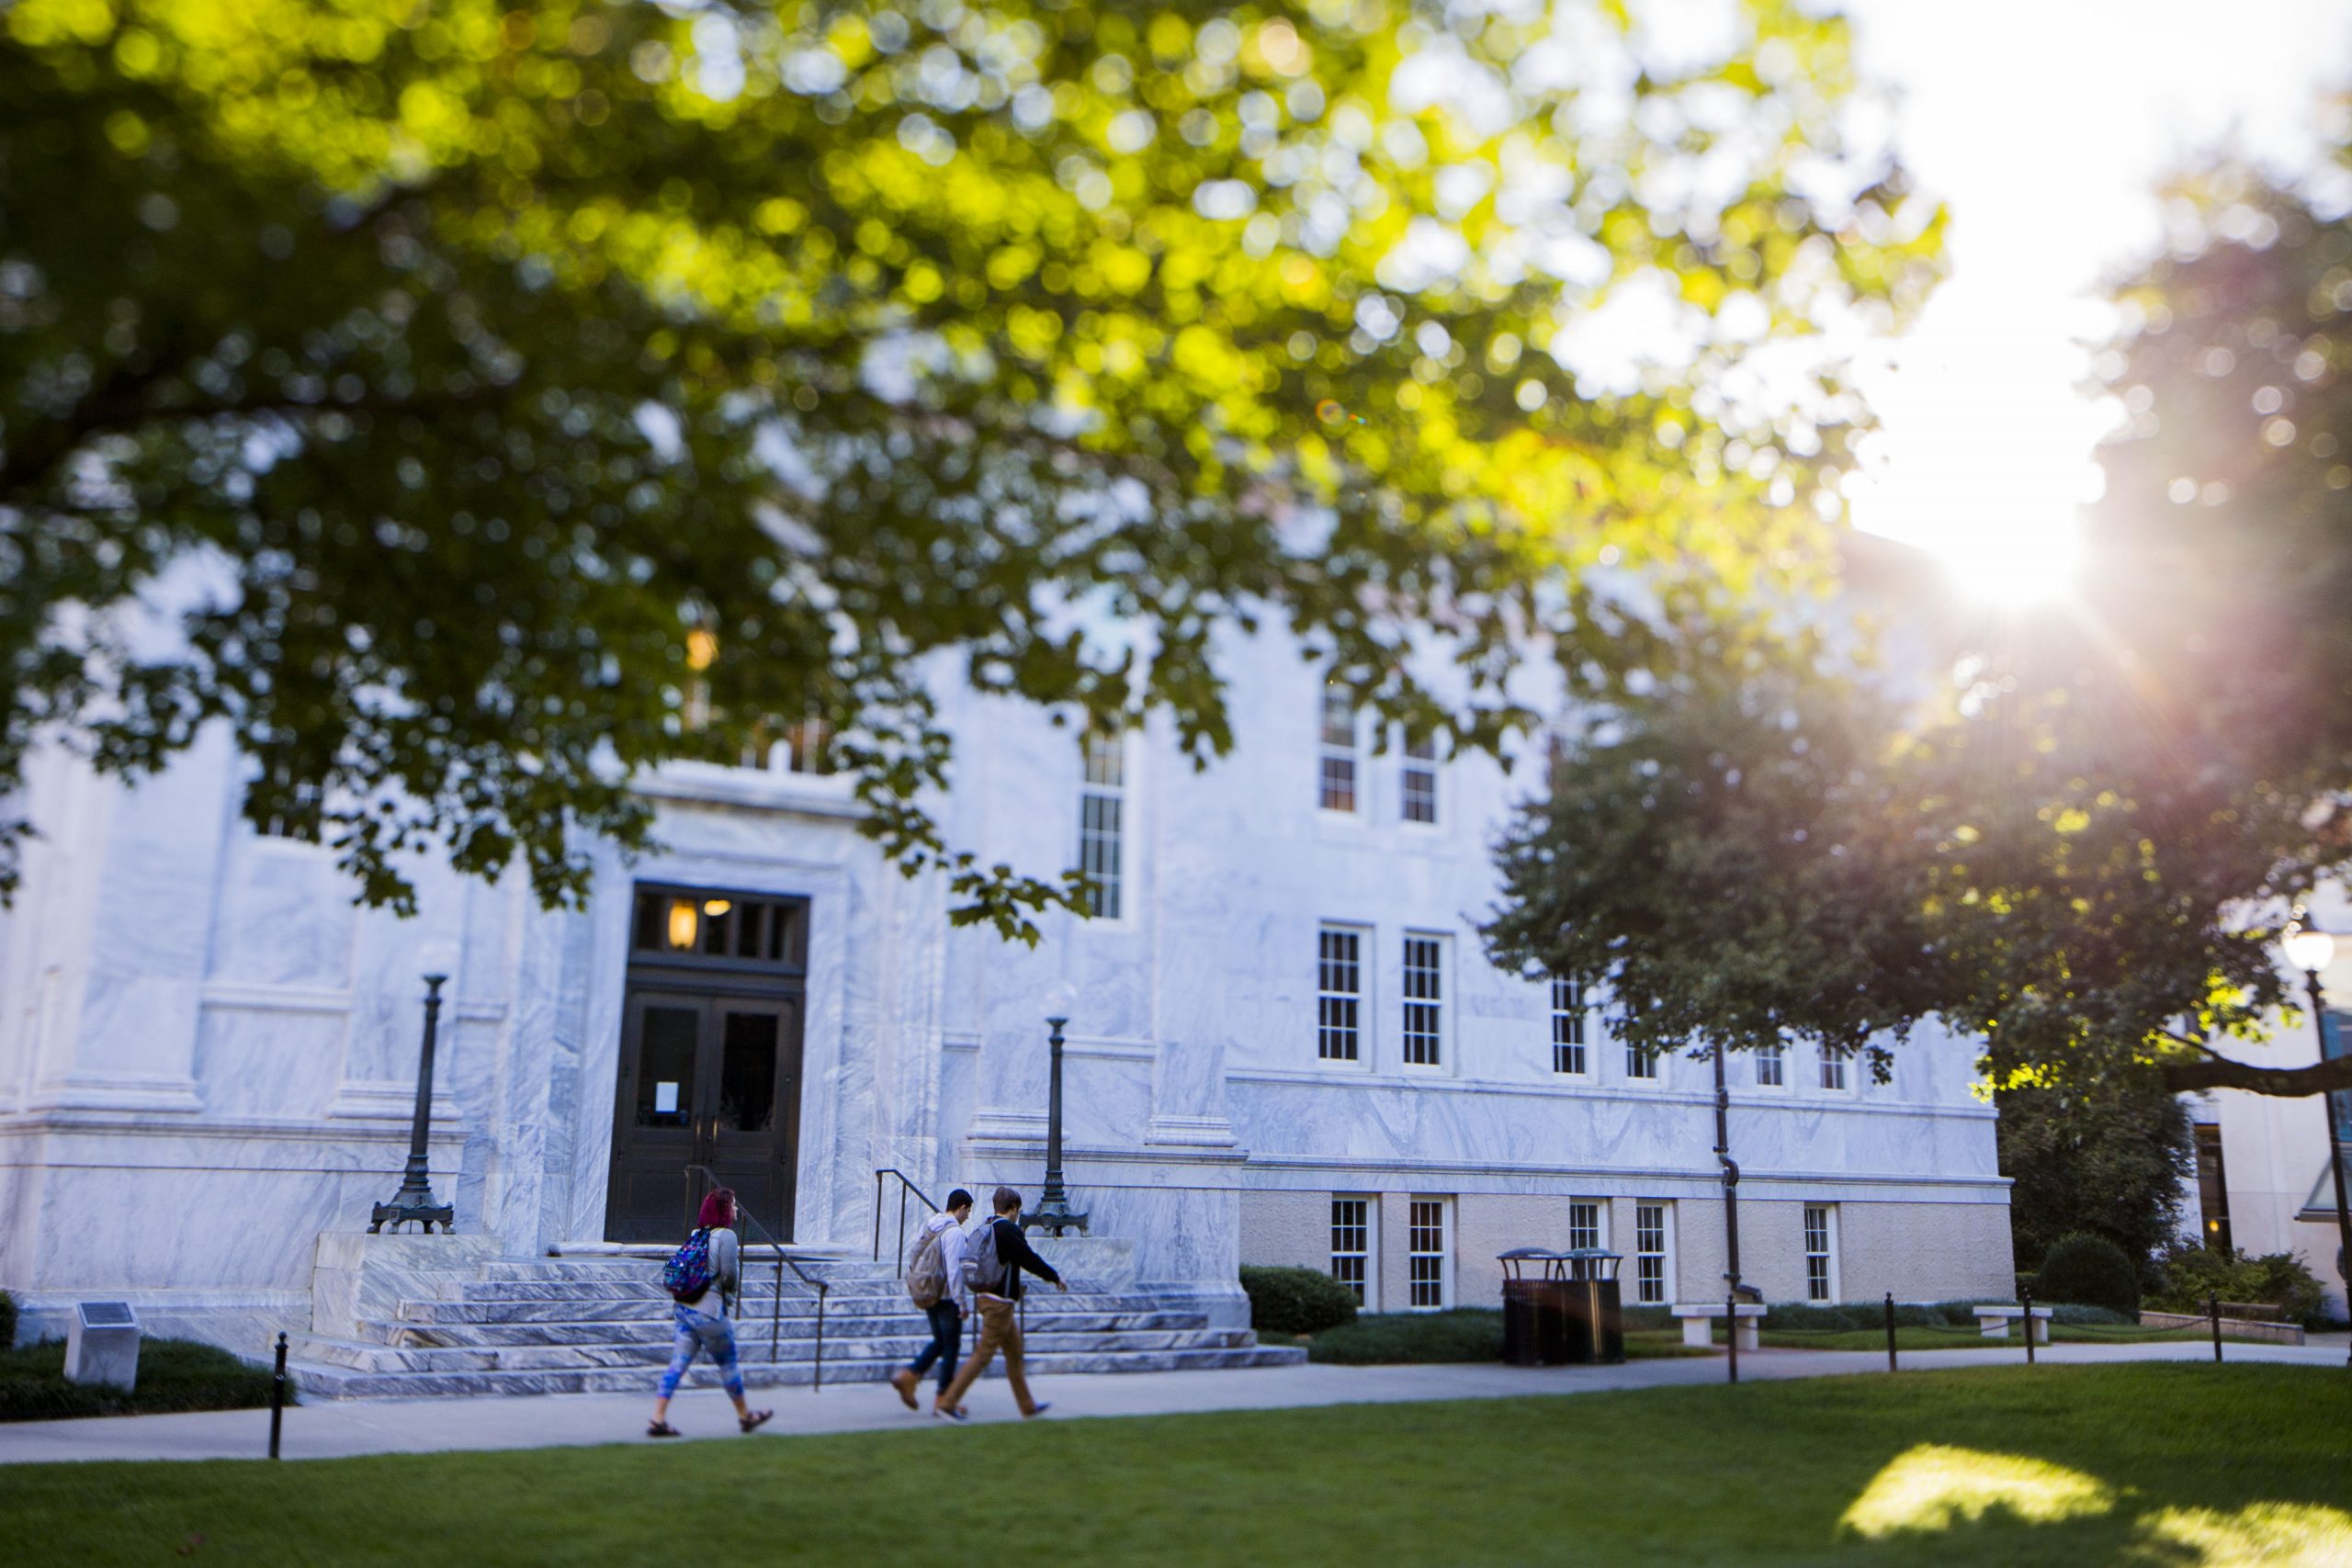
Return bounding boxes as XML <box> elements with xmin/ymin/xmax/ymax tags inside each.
<box><xmin>1669</xmin><ymin>1303</ymin><xmax>1767</xmax><ymax>1350</ymax></box>
<box><xmin>1973</xmin><ymin>1305</ymin><xmax>2053</xmax><ymax>1344</ymax></box>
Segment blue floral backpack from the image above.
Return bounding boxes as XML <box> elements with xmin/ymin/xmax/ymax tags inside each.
<box><xmin>663</xmin><ymin>1227</ymin><xmax>717</xmax><ymax>1303</ymax></box>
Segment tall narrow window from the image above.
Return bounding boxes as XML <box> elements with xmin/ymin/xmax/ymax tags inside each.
<box><xmin>1634</xmin><ymin>1201</ymin><xmax>1671</xmax><ymax>1305</ymax></box>
<box><xmin>1567</xmin><ymin>1201</ymin><xmax>1605</xmax><ymax>1253</ymax></box>
<box><xmin>1819</xmin><ymin>1045</ymin><xmax>1849</xmax><ymax>1092</ymax></box>
<box><xmin>1401</xmin><ymin>731</ymin><xmax>1439</xmax><ymax>824</ymax></box>
<box><xmin>1625</xmin><ymin>1042</ymin><xmax>1658</xmax><ymax>1082</ymax></box>
<box><xmin>1551</xmin><ymin>978</ymin><xmax>1588</xmax><ymax>1075</ymax></box>
<box><xmin>1408</xmin><ymin>1197</ymin><xmax>1451</xmax><ymax>1308</ymax></box>
<box><xmin>1318</xmin><ymin>685</ymin><xmax>1360</xmax><ymax>813</ymax></box>
<box><xmin>1804</xmin><ymin>1204</ymin><xmax>1838</xmax><ymax>1303</ymax></box>
<box><xmin>1754</xmin><ymin>1042</ymin><xmax>1785</xmax><ymax>1088</ymax></box>
<box><xmin>1330</xmin><ymin>1196</ymin><xmax>1372</xmax><ymax>1303</ymax></box>
<box><xmin>1078</xmin><ymin>731</ymin><xmax>1125</xmax><ymax>919</ymax></box>
<box><xmin>1402</xmin><ymin>934</ymin><xmax>1445</xmax><ymax>1066</ymax></box>
<box><xmin>2194</xmin><ymin>1123</ymin><xmax>2232</xmax><ymax>1252</ymax></box>
<box><xmin>1317</xmin><ymin>926</ymin><xmax>1363</xmax><ymax>1062</ymax></box>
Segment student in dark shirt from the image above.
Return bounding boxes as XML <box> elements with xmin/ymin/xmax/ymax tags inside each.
<box><xmin>936</xmin><ymin>1185</ymin><xmax>1068</xmax><ymax>1420</ymax></box>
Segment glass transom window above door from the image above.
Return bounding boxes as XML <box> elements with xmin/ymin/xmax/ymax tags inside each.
<box><xmin>631</xmin><ymin>886</ymin><xmax>808</xmax><ymax>970</ymax></box>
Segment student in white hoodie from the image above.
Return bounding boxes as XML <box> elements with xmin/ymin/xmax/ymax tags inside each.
<box><xmin>890</xmin><ymin>1189</ymin><xmax>974</xmax><ymax>1415</ymax></box>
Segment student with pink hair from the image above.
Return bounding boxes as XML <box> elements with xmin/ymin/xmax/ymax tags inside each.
<box><xmin>647</xmin><ymin>1188</ymin><xmax>773</xmax><ymax>1437</ymax></box>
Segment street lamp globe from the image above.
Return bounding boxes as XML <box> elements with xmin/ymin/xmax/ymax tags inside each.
<box><xmin>2284</xmin><ymin>920</ymin><xmax>2336</xmax><ymax>976</ymax></box>
<box><xmin>1042</xmin><ymin>979</ymin><xmax>1079</xmax><ymax>1026</ymax></box>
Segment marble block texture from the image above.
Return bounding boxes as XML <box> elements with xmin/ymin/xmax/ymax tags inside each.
<box><xmin>0</xmin><ymin>627</ymin><xmax>2015</xmax><ymax>1357</ymax></box>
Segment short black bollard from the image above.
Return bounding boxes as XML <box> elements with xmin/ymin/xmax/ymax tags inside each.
<box><xmin>268</xmin><ymin>1332</ymin><xmax>288</xmax><ymax>1460</ymax></box>
<box><xmin>2210</xmin><ymin>1292</ymin><xmax>2223</xmax><ymax>1364</ymax></box>
<box><xmin>1884</xmin><ymin>1292</ymin><xmax>1898</xmax><ymax>1373</ymax></box>
<box><xmin>2022</xmin><ymin>1289</ymin><xmax>2037</xmax><ymax>1366</ymax></box>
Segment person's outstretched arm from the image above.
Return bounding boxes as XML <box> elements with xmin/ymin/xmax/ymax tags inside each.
<box><xmin>997</xmin><ymin>1221</ymin><xmax>1065</xmax><ymax>1288</ymax></box>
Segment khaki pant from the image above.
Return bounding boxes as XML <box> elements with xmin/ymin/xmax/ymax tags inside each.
<box><xmin>939</xmin><ymin>1294</ymin><xmax>1036</xmax><ymax>1415</ymax></box>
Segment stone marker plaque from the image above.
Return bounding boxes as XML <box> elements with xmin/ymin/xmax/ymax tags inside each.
<box><xmin>65</xmin><ymin>1300</ymin><xmax>141</xmax><ymax>1392</ymax></box>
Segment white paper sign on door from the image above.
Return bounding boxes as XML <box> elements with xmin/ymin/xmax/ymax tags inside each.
<box><xmin>654</xmin><ymin>1081</ymin><xmax>680</xmax><ymax>1113</ymax></box>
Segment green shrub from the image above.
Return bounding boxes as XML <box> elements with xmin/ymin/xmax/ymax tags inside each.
<box><xmin>1238</xmin><ymin>1266</ymin><xmax>1359</xmax><ymax>1336</ymax></box>
<box><xmin>0</xmin><ymin>1337</ymin><xmax>288</xmax><ymax>1422</ymax></box>
<box><xmin>0</xmin><ymin>1290</ymin><xmax>16</xmax><ymax>1350</ymax></box>
<box><xmin>2149</xmin><ymin>1242</ymin><xmax>2326</xmax><ymax>1325</ymax></box>
<box><xmin>1306</xmin><ymin>1310</ymin><xmax>1503</xmax><ymax>1364</ymax></box>
<box><xmin>2034</xmin><ymin>1232</ymin><xmax>2142</xmax><ymax>1317</ymax></box>
<box><xmin>2048</xmin><ymin>1303</ymin><xmax>2133</xmax><ymax>1325</ymax></box>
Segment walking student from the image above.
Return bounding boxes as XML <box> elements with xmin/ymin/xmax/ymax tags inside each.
<box><xmin>890</xmin><ymin>1189</ymin><xmax>975</xmax><ymax>1415</ymax></box>
<box><xmin>936</xmin><ymin>1185</ymin><xmax>1068</xmax><ymax>1420</ymax></box>
<box><xmin>647</xmin><ymin>1187</ymin><xmax>774</xmax><ymax>1438</ymax></box>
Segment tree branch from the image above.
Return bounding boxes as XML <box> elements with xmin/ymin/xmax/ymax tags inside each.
<box><xmin>2159</xmin><ymin>1051</ymin><xmax>2352</xmax><ymax>1097</ymax></box>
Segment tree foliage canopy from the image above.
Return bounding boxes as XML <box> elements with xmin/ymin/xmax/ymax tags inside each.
<box><xmin>0</xmin><ymin>0</ymin><xmax>1938</xmax><ymax>934</ymax></box>
<box><xmin>1485</xmin><ymin>138</ymin><xmax>2352</xmax><ymax>1098</ymax></box>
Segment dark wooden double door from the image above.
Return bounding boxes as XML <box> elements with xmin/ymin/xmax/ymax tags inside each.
<box><xmin>605</xmin><ymin>984</ymin><xmax>805</xmax><ymax>1243</ymax></box>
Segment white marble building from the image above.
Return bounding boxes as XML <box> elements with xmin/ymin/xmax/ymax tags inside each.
<box><xmin>0</xmin><ymin>635</ymin><xmax>2015</xmax><ymax>1349</ymax></box>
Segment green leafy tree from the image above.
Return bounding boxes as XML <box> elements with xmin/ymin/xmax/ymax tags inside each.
<box><xmin>1996</xmin><ymin>1075</ymin><xmax>2191</xmax><ymax>1279</ymax></box>
<box><xmin>1485</xmin><ymin>136</ymin><xmax>2352</xmax><ymax>1100</ymax></box>
<box><xmin>0</xmin><ymin>0</ymin><xmax>1939</xmax><ymax>935</ymax></box>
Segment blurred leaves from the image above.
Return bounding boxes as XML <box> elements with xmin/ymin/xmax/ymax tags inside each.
<box><xmin>0</xmin><ymin>0</ymin><xmax>1934</xmax><ymax>931</ymax></box>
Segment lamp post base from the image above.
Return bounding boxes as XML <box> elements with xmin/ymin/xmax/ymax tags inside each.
<box><xmin>368</xmin><ymin>1190</ymin><xmax>455</xmax><ymax>1235</ymax></box>
<box><xmin>1020</xmin><ymin>1199</ymin><xmax>1089</xmax><ymax>1237</ymax></box>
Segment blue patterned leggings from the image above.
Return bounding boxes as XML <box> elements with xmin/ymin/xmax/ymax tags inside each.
<box><xmin>658</xmin><ymin>1303</ymin><xmax>743</xmax><ymax>1399</ymax></box>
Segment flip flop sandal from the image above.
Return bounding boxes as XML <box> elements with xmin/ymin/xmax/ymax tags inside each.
<box><xmin>646</xmin><ymin>1421</ymin><xmax>682</xmax><ymax>1438</ymax></box>
<box><xmin>740</xmin><ymin>1409</ymin><xmax>774</xmax><ymax>1434</ymax></box>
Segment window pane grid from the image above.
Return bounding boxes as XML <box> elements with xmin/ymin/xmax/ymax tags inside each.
<box><xmin>1820</xmin><ymin>1046</ymin><xmax>1848</xmax><ymax>1091</ymax></box>
<box><xmin>1568</xmin><ymin>1201</ymin><xmax>1601</xmax><ymax>1253</ymax></box>
<box><xmin>1402</xmin><ymin>936</ymin><xmax>1443</xmax><ymax>1066</ymax></box>
<box><xmin>1078</xmin><ymin>733</ymin><xmax>1125</xmax><ymax>919</ymax></box>
<box><xmin>1317</xmin><ymin>928</ymin><xmax>1362</xmax><ymax>1061</ymax></box>
<box><xmin>1408</xmin><ymin>1199</ymin><xmax>1447</xmax><ymax>1309</ymax></box>
<box><xmin>1626</xmin><ymin>1043</ymin><xmax>1657</xmax><ymax>1080</ymax></box>
<box><xmin>1330</xmin><ymin>1198</ymin><xmax>1370</xmax><ymax>1303</ymax></box>
<box><xmin>1635</xmin><ymin>1202</ymin><xmax>1668</xmax><ymax>1305</ymax></box>
<box><xmin>1804</xmin><ymin>1205</ymin><xmax>1834</xmax><ymax>1303</ymax></box>
<box><xmin>1319</xmin><ymin>687</ymin><xmax>1359</xmax><ymax>812</ymax></box>
<box><xmin>1756</xmin><ymin>1043</ymin><xmax>1784</xmax><ymax>1088</ymax></box>
<box><xmin>1551</xmin><ymin>978</ymin><xmax>1587</xmax><ymax>1074</ymax></box>
<box><xmin>1401</xmin><ymin>732</ymin><xmax>1438</xmax><ymax>825</ymax></box>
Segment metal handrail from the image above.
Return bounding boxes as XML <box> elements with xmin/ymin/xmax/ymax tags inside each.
<box><xmin>684</xmin><ymin>1166</ymin><xmax>830</xmax><ymax>1392</ymax></box>
<box><xmin>873</xmin><ymin>1168</ymin><xmax>944</xmax><ymax>1277</ymax></box>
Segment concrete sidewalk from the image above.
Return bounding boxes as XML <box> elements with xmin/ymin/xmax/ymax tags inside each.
<box><xmin>2</xmin><ymin>1339</ymin><xmax>2338</xmax><ymax>1468</ymax></box>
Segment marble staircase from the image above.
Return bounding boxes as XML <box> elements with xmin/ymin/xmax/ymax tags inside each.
<box><xmin>285</xmin><ymin>1253</ymin><xmax>1302</xmax><ymax>1400</ymax></box>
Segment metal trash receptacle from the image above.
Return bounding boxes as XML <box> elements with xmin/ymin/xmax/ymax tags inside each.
<box><xmin>1561</xmin><ymin>1248</ymin><xmax>1625</xmax><ymax>1364</ymax></box>
<box><xmin>1498</xmin><ymin>1248</ymin><xmax>1576</xmax><ymax>1365</ymax></box>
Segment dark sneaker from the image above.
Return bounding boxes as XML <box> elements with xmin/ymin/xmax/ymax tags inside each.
<box><xmin>933</xmin><ymin>1405</ymin><xmax>970</xmax><ymax>1422</ymax></box>
<box><xmin>1023</xmin><ymin>1403</ymin><xmax>1053</xmax><ymax>1419</ymax></box>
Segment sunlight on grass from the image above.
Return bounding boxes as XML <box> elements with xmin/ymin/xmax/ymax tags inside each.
<box><xmin>1838</xmin><ymin>1444</ymin><xmax>2114</xmax><ymax>1539</ymax></box>
<box><xmin>2132</xmin><ymin>1502</ymin><xmax>2352</xmax><ymax>1565</ymax></box>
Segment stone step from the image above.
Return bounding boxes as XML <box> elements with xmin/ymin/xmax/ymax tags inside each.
<box><xmin>395</xmin><ymin>1292</ymin><xmax>1154</xmax><ymax>1325</ymax></box>
<box><xmin>371</xmin><ymin>1309</ymin><xmax>1213</xmax><ymax>1349</ymax></box>
<box><xmin>286</xmin><ymin>1343</ymin><xmax>1307</xmax><ymax>1401</ymax></box>
<box><xmin>287</xmin><ymin>1326</ymin><xmax>1259</xmax><ymax>1376</ymax></box>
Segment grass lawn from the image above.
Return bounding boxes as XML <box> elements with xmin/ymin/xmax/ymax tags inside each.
<box><xmin>7</xmin><ymin>1365</ymin><xmax>2348</xmax><ymax>1566</ymax></box>
<box><xmin>0</xmin><ymin>1339</ymin><xmax>288</xmax><ymax>1423</ymax></box>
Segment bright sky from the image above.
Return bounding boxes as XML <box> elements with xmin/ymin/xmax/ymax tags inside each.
<box><xmin>1834</xmin><ymin>0</ymin><xmax>2352</xmax><ymax>597</ymax></box>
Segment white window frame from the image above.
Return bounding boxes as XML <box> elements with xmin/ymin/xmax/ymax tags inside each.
<box><xmin>1550</xmin><ymin>977</ymin><xmax>1588</xmax><ymax>1076</ymax></box>
<box><xmin>1625</xmin><ymin>1041</ymin><xmax>1659</xmax><ymax>1083</ymax></box>
<box><xmin>1400</xmin><ymin>931</ymin><xmax>1448</xmax><ymax>1070</ymax></box>
<box><xmin>1317</xmin><ymin>924</ymin><xmax>1368</xmax><ymax>1066</ymax></box>
<box><xmin>1330</xmin><ymin>1195</ymin><xmax>1376</xmax><ymax>1307</ymax></box>
<box><xmin>1406</xmin><ymin>1195</ymin><xmax>1452</xmax><ymax>1310</ymax></box>
<box><xmin>1804</xmin><ymin>1203</ymin><xmax>1840</xmax><ymax>1303</ymax></box>
<box><xmin>1567</xmin><ymin>1199</ymin><xmax>1608</xmax><ymax>1254</ymax></box>
<box><xmin>1077</xmin><ymin>730</ymin><xmax>1127</xmax><ymax>921</ymax></box>
<box><xmin>1318</xmin><ymin>684</ymin><xmax>1362</xmax><ymax>816</ymax></box>
<box><xmin>1634</xmin><ymin>1201</ymin><xmax>1674</xmax><ymax>1306</ymax></box>
<box><xmin>1819</xmin><ymin>1044</ymin><xmax>1850</xmax><ymax>1093</ymax></box>
<box><xmin>1754</xmin><ymin>1041</ymin><xmax>1786</xmax><ymax>1089</ymax></box>
<box><xmin>1399</xmin><ymin>728</ymin><xmax>1440</xmax><ymax>827</ymax></box>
